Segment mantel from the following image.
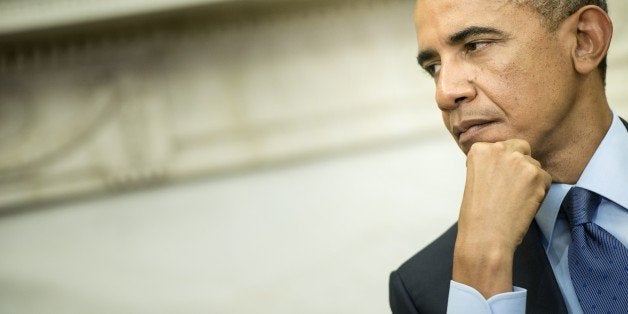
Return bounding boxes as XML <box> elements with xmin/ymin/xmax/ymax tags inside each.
<box><xmin>0</xmin><ymin>0</ymin><xmax>350</xmax><ymax>40</ymax></box>
<box><xmin>0</xmin><ymin>0</ymin><xmax>435</xmax><ymax>211</ymax></box>
<box><xmin>0</xmin><ymin>0</ymin><xmax>226</xmax><ymax>35</ymax></box>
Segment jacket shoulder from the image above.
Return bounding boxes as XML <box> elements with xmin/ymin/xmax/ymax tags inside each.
<box><xmin>394</xmin><ymin>223</ymin><xmax>457</xmax><ymax>312</ymax></box>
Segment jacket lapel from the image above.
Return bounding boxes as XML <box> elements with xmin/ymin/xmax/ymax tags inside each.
<box><xmin>513</xmin><ymin>221</ymin><xmax>568</xmax><ymax>313</ymax></box>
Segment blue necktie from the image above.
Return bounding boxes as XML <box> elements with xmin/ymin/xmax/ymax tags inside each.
<box><xmin>562</xmin><ymin>187</ymin><xmax>628</xmax><ymax>313</ymax></box>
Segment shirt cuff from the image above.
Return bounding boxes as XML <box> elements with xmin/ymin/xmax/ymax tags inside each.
<box><xmin>447</xmin><ymin>280</ymin><xmax>527</xmax><ymax>313</ymax></box>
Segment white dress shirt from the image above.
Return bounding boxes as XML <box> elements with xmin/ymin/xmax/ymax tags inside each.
<box><xmin>447</xmin><ymin>113</ymin><xmax>628</xmax><ymax>313</ymax></box>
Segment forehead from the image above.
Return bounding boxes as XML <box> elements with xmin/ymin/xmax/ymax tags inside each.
<box><xmin>414</xmin><ymin>0</ymin><xmax>535</xmax><ymax>47</ymax></box>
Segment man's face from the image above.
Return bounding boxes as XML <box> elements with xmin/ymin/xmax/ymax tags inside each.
<box><xmin>414</xmin><ymin>0</ymin><xmax>577</xmax><ymax>157</ymax></box>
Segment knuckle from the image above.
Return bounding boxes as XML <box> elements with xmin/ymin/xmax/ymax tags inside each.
<box><xmin>493</xmin><ymin>141</ymin><xmax>507</xmax><ymax>151</ymax></box>
<box><xmin>536</xmin><ymin>186</ymin><xmax>548</xmax><ymax>198</ymax></box>
<box><xmin>472</xmin><ymin>142</ymin><xmax>488</xmax><ymax>151</ymax></box>
<box><xmin>513</xmin><ymin>138</ymin><xmax>529</xmax><ymax>147</ymax></box>
<box><xmin>509</xmin><ymin>152</ymin><xmax>527</xmax><ymax>166</ymax></box>
<box><xmin>521</xmin><ymin>163</ymin><xmax>538</xmax><ymax>177</ymax></box>
<box><xmin>512</xmin><ymin>151</ymin><xmax>526</xmax><ymax>162</ymax></box>
<box><xmin>519</xmin><ymin>161</ymin><xmax>543</xmax><ymax>179</ymax></box>
<box><xmin>468</xmin><ymin>142</ymin><xmax>489</xmax><ymax>156</ymax></box>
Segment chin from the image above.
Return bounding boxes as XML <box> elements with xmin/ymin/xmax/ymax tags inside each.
<box><xmin>457</xmin><ymin>135</ymin><xmax>506</xmax><ymax>154</ymax></box>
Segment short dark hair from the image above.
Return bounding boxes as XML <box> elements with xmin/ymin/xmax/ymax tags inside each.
<box><xmin>521</xmin><ymin>0</ymin><xmax>609</xmax><ymax>83</ymax></box>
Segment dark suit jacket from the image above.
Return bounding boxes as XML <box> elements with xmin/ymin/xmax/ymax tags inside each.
<box><xmin>389</xmin><ymin>117</ymin><xmax>628</xmax><ymax>314</ymax></box>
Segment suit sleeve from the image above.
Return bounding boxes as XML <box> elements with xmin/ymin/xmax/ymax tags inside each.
<box><xmin>389</xmin><ymin>271</ymin><xmax>420</xmax><ymax>314</ymax></box>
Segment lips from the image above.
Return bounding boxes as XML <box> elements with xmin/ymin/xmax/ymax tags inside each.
<box><xmin>452</xmin><ymin>119</ymin><xmax>496</xmax><ymax>141</ymax></box>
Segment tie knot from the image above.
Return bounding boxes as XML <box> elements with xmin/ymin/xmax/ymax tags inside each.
<box><xmin>561</xmin><ymin>187</ymin><xmax>601</xmax><ymax>227</ymax></box>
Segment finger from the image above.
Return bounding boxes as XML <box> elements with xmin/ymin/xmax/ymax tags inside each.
<box><xmin>522</xmin><ymin>155</ymin><xmax>552</xmax><ymax>186</ymax></box>
<box><xmin>503</xmin><ymin>139</ymin><xmax>531</xmax><ymax>155</ymax></box>
<box><xmin>524</xmin><ymin>155</ymin><xmax>542</xmax><ymax>168</ymax></box>
<box><xmin>542</xmin><ymin>170</ymin><xmax>553</xmax><ymax>188</ymax></box>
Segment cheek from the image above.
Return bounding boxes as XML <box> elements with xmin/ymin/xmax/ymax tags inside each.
<box><xmin>492</xmin><ymin>56</ymin><xmax>527</xmax><ymax>92</ymax></box>
<box><xmin>484</xmin><ymin>49</ymin><xmax>542</xmax><ymax>116</ymax></box>
<box><xmin>441</xmin><ymin>111</ymin><xmax>452</xmax><ymax>133</ymax></box>
<box><xmin>499</xmin><ymin>37</ymin><xmax>567</xmax><ymax>104</ymax></box>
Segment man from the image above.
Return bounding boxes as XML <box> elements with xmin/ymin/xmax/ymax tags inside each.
<box><xmin>389</xmin><ymin>0</ymin><xmax>628</xmax><ymax>313</ymax></box>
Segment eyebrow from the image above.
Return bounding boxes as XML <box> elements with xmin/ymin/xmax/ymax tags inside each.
<box><xmin>448</xmin><ymin>26</ymin><xmax>504</xmax><ymax>44</ymax></box>
<box><xmin>416</xmin><ymin>26</ymin><xmax>505</xmax><ymax>68</ymax></box>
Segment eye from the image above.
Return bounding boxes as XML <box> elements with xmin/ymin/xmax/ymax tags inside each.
<box><xmin>424</xmin><ymin>63</ymin><xmax>441</xmax><ymax>77</ymax></box>
<box><xmin>464</xmin><ymin>41</ymin><xmax>491</xmax><ymax>53</ymax></box>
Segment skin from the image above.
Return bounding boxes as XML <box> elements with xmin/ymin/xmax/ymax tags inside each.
<box><xmin>414</xmin><ymin>0</ymin><xmax>613</xmax><ymax>298</ymax></box>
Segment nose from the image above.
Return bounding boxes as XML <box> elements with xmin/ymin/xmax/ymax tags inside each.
<box><xmin>434</xmin><ymin>61</ymin><xmax>476</xmax><ymax>111</ymax></box>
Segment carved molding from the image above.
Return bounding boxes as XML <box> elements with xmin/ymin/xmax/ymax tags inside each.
<box><xmin>0</xmin><ymin>0</ymin><xmax>227</xmax><ymax>35</ymax></box>
<box><xmin>0</xmin><ymin>0</ymin><xmax>440</xmax><ymax>211</ymax></box>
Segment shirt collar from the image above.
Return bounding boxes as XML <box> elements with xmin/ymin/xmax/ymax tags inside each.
<box><xmin>536</xmin><ymin>183</ymin><xmax>572</xmax><ymax>247</ymax></box>
<box><xmin>535</xmin><ymin>113</ymin><xmax>628</xmax><ymax>244</ymax></box>
<box><xmin>577</xmin><ymin>114</ymin><xmax>628</xmax><ymax>210</ymax></box>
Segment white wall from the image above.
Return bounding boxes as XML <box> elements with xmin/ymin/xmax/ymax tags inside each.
<box><xmin>0</xmin><ymin>136</ymin><xmax>465</xmax><ymax>314</ymax></box>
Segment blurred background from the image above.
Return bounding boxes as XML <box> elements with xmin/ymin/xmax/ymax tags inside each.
<box><xmin>0</xmin><ymin>0</ymin><xmax>626</xmax><ymax>313</ymax></box>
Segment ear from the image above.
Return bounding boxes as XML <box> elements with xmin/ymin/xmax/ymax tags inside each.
<box><xmin>569</xmin><ymin>6</ymin><xmax>613</xmax><ymax>76</ymax></box>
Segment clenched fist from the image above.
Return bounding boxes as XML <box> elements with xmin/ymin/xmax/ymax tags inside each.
<box><xmin>452</xmin><ymin>139</ymin><xmax>552</xmax><ymax>298</ymax></box>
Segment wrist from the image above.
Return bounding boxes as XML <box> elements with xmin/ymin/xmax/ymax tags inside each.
<box><xmin>452</xmin><ymin>240</ymin><xmax>515</xmax><ymax>299</ymax></box>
